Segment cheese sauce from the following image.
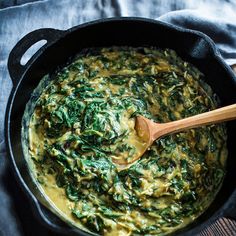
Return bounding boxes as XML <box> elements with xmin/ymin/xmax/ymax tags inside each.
<box><xmin>25</xmin><ymin>47</ymin><xmax>227</xmax><ymax>235</ymax></box>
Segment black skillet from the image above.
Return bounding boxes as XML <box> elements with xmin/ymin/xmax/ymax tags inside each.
<box><xmin>5</xmin><ymin>17</ymin><xmax>236</xmax><ymax>236</ymax></box>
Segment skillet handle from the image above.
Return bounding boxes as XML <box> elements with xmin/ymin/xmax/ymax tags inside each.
<box><xmin>7</xmin><ymin>28</ymin><xmax>65</xmax><ymax>87</ymax></box>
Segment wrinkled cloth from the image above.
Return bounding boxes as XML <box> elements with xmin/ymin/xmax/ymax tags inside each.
<box><xmin>159</xmin><ymin>10</ymin><xmax>236</xmax><ymax>65</ymax></box>
<box><xmin>0</xmin><ymin>0</ymin><xmax>236</xmax><ymax>235</ymax></box>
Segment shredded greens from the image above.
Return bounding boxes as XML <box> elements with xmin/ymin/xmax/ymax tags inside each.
<box><xmin>27</xmin><ymin>47</ymin><xmax>227</xmax><ymax>235</ymax></box>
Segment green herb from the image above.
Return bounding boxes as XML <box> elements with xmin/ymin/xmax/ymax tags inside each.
<box><xmin>29</xmin><ymin>47</ymin><xmax>227</xmax><ymax>236</ymax></box>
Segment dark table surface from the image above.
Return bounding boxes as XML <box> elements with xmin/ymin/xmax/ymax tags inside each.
<box><xmin>1</xmin><ymin>1</ymin><xmax>236</xmax><ymax>236</ymax></box>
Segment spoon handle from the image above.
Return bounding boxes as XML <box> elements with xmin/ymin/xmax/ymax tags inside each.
<box><xmin>154</xmin><ymin>104</ymin><xmax>236</xmax><ymax>139</ymax></box>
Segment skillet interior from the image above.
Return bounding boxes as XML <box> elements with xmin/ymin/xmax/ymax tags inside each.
<box><xmin>6</xmin><ymin>18</ymin><xmax>236</xmax><ymax>235</ymax></box>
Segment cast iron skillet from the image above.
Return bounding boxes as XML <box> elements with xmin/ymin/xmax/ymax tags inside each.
<box><xmin>5</xmin><ymin>17</ymin><xmax>236</xmax><ymax>235</ymax></box>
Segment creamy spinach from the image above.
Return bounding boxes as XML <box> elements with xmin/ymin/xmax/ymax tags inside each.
<box><xmin>26</xmin><ymin>47</ymin><xmax>227</xmax><ymax>235</ymax></box>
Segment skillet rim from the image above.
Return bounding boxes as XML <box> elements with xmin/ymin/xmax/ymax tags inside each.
<box><xmin>5</xmin><ymin>16</ymin><xmax>236</xmax><ymax>235</ymax></box>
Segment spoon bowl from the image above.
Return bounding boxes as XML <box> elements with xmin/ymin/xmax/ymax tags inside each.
<box><xmin>120</xmin><ymin>104</ymin><xmax>236</xmax><ymax>167</ymax></box>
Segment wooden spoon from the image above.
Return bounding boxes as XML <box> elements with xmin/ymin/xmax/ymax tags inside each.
<box><xmin>118</xmin><ymin>104</ymin><xmax>236</xmax><ymax>167</ymax></box>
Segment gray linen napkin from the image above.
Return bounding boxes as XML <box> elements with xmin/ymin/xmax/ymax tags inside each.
<box><xmin>0</xmin><ymin>1</ymin><xmax>236</xmax><ymax>235</ymax></box>
<box><xmin>159</xmin><ymin>9</ymin><xmax>236</xmax><ymax>65</ymax></box>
